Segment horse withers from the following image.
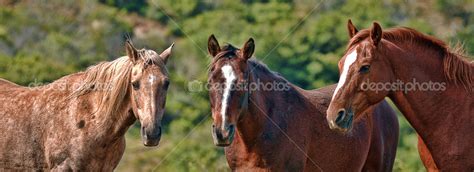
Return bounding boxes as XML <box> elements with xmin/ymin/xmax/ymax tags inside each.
<box><xmin>207</xmin><ymin>35</ymin><xmax>399</xmax><ymax>171</ymax></box>
<box><xmin>0</xmin><ymin>40</ymin><xmax>173</xmax><ymax>171</ymax></box>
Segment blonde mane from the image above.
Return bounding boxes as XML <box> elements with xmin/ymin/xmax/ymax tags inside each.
<box><xmin>70</xmin><ymin>56</ymin><xmax>133</xmax><ymax>118</ymax></box>
<box><xmin>70</xmin><ymin>49</ymin><xmax>164</xmax><ymax>118</ymax></box>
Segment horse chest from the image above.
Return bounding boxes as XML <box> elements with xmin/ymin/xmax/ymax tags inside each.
<box><xmin>225</xmin><ymin>130</ymin><xmax>299</xmax><ymax>170</ymax></box>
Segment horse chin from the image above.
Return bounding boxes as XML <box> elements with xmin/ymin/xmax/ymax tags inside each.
<box><xmin>333</xmin><ymin>126</ymin><xmax>352</xmax><ymax>133</ymax></box>
<box><xmin>213</xmin><ymin>136</ymin><xmax>234</xmax><ymax>147</ymax></box>
<box><xmin>212</xmin><ymin>130</ymin><xmax>235</xmax><ymax>147</ymax></box>
<box><xmin>214</xmin><ymin>142</ymin><xmax>231</xmax><ymax>147</ymax></box>
<box><xmin>143</xmin><ymin>138</ymin><xmax>161</xmax><ymax>147</ymax></box>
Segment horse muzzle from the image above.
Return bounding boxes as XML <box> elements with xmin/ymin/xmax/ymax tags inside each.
<box><xmin>212</xmin><ymin>124</ymin><xmax>235</xmax><ymax>147</ymax></box>
<box><xmin>327</xmin><ymin>108</ymin><xmax>354</xmax><ymax>133</ymax></box>
<box><xmin>141</xmin><ymin>126</ymin><xmax>162</xmax><ymax>147</ymax></box>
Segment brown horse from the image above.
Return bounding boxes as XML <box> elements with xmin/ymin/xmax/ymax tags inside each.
<box><xmin>207</xmin><ymin>35</ymin><xmax>399</xmax><ymax>171</ymax></box>
<box><xmin>326</xmin><ymin>20</ymin><xmax>473</xmax><ymax>170</ymax></box>
<box><xmin>328</xmin><ymin>20</ymin><xmax>438</xmax><ymax>171</ymax></box>
<box><xmin>0</xmin><ymin>40</ymin><xmax>173</xmax><ymax>171</ymax></box>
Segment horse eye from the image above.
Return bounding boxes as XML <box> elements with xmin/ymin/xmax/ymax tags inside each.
<box><xmin>359</xmin><ymin>65</ymin><xmax>370</xmax><ymax>73</ymax></box>
<box><xmin>132</xmin><ymin>81</ymin><xmax>140</xmax><ymax>90</ymax></box>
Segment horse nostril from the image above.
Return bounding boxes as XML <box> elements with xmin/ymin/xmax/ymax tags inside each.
<box><xmin>157</xmin><ymin>126</ymin><xmax>162</xmax><ymax>136</ymax></box>
<box><xmin>214</xmin><ymin>128</ymin><xmax>224</xmax><ymax>140</ymax></box>
<box><xmin>335</xmin><ymin>109</ymin><xmax>346</xmax><ymax>124</ymax></box>
<box><xmin>141</xmin><ymin>126</ymin><xmax>148</xmax><ymax>139</ymax></box>
<box><xmin>227</xmin><ymin>124</ymin><xmax>235</xmax><ymax>131</ymax></box>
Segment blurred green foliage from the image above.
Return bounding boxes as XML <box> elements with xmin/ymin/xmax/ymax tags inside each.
<box><xmin>0</xmin><ymin>0</ymin><xmax>473</xmax><ymax>171</ymax></box>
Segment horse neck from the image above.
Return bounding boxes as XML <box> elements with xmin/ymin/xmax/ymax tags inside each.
<box><xmin>93</xmin><ymin>90</ymin><xmax>135</xmax><ymax>139</ymax></box>
<box><xmin>383</xmin><ymin>41</ymin><xmax>471</xmax><ymax>138</ymax></box>
<box><xmin>235</xmin><ymin>65</ymin><xmax>305</xmax><ymax>146</ymax></box>
<box><xmin>73</xmin><ymin>67</ymin><xmax>136</xmax><ymax>141</ymax></box>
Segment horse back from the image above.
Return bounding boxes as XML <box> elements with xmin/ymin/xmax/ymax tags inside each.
<box><xmin>303</xmin><ymin>84</ymin><xmax>335</xmax><ymax>109</ymax></box>
<box><xmin>0</xmin><ymin>78</ymin><xmax>22</xmax><ymax>89</ymax></box>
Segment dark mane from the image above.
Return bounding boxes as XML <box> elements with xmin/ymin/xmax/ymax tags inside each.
<box><xmin>349</xmin><ymin>27</ymin><xmax>473</xmax><ymax>90</ymax></box>
<box><xmin>248</xmin><ymin>59</ymin><xmax>287</xmax><ymax>82</ymax></box>
<box><xmin>348</xmin><ymin>27</ymin><xmax>448</xmax><ymax>51</ymax></box>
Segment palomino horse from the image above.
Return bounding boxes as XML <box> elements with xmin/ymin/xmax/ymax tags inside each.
<box><xmin>326</xmin><ymin>20</ymin><xmax>473</xmax><ymax>170</ymax></box>
<box><xmin>0</xmin><ymin>40</ymin><xmax>173</xmax><ymax>171</ymax></box>
<box><xmin>207</xmin><ymin>35</ymin><xmax>399</xmax><ymax>171</ymax></box>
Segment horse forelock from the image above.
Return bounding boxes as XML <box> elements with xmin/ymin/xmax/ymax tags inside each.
<box><xmin>139</xmin><ymin>49</ymin><xmax>166</xmax><ymax>66</ymax></box>
<box><xmin>348</xmin><ymin>27</ymin><xmax>473</xmax><ymax>91</ymax></box>
<box><xmin>208</xmin><ymin>44</ymin><xmax>239</xmax><ymax>69</ymax></box>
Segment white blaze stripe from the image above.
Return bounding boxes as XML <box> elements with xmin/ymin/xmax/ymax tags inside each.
<box><xmin>220</xmin><ymin>64</ymin><xmax>236</xmax><ymax>128</ymax></box>
<box><xmin>332</xmin><ymin>49</ymin><xmax>358</xmax><ymax>100</ymax></box>
<box><xmin>149</xmin><ymin>75</ymin><xmax>156</xmax><ymax>85</ymax></box>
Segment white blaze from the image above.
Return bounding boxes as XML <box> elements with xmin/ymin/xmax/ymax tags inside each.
<box><xmin>220</xmin><ymin>64</ymin><xmax>236</xmax><ymax>127</ymax></box>
<box><xmin>332</xmin><ymin>49</ymin><xmax>358</xmax><ymax>100</ymax></box>
<box><xmin>149</xmin><ymin>75</ymin><xmax>156</xmax><ymax>85</ymax></box>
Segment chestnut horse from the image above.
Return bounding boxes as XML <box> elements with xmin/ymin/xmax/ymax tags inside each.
<box><xmin>0</xmin><ymin>40</ymin><xmax>173</xmax><ymax>171</ymax></box>
<box><xmin>327</xmin><ymin>20</ymin><xmax>437</xmax><ymax>171</ymax></box>
<box><xmin>207</xmin><ymin>35</ymin><xmax>399</xmax><ymax>171</ymax></box>
<box><xmin>326</xmin><ymin>21</ymin><xmax>473</xmax><ymax>170</ymax></box>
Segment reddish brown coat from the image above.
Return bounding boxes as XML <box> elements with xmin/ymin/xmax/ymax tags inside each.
<box><xmin>207</xmin><ymin>35</ymin><xmax>399</xmax><ymax>171</ymax></box>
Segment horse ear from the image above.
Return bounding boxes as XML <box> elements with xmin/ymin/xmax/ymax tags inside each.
<box><xmin>125</xmin><ymin>40</ymin><xmax>139</xmax><ymax>63</ymax></box>
<box><xmin>208</xmin><ymin>34</ymin><xmax>221</xmax><ymax>57</ymax></box>
<box><xmin>370</xmin><ymin>22</ymin><xmax>383</xmax><ymax>46</ymax></box>
<box><xmin>347</xmin><ymin>19</ymin><xmax>358</xmax><ymax>38</ymax></box>
<box><xmin>242</xmin><ymin>38</ymin><xmax>255</xmax><ymax>60</ymax></box>
<box><xmin>159</xmin><ymin>43</ymin><xmax>174</xmax><ymax>64</ymax></box>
